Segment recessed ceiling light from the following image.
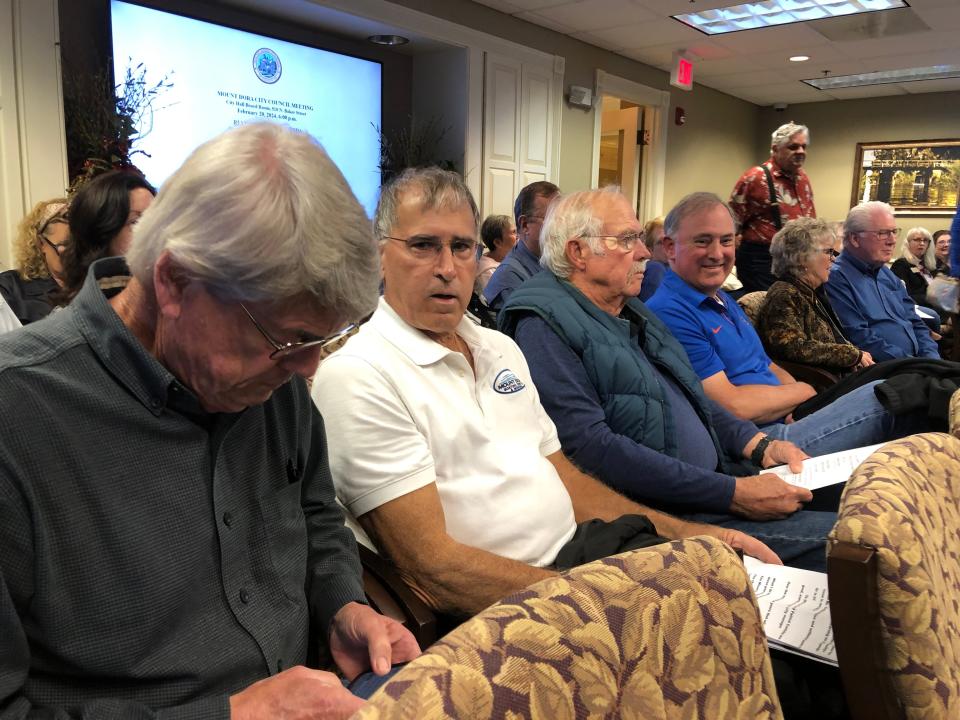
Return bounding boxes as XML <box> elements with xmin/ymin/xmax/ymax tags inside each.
<box><xmin>673</xmin><ymin>0</ymin><xmax>908</xmax><ymax>36</ymax></box>
<box><xmin>803</xmin><ymin>64</ymin><xmax>960</xmax><ymax>89</ymax></box>
<box><xmin>790</xmin><ymin>55</ymin><xmax>810</xmax><ymax>62</ymax></box>
<box><xmin>367</xmin><ymin>34</ymin><xmax>409</xmax><ymax>46</ymax></box>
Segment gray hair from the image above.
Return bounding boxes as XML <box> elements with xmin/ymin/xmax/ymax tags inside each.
<box><xmin>842</xmin><ymin>200</ymin><xmax>895</xmax><ymax>246</ymax></box>
<box><xmin>539</xmin><ymin>187</ymin><xmax>625</xmax><ymax>279</ymax></box>
<box><xmin>771</xmin><ymin>122</ymin><xmax>809</xmax><ymax>149</ymax></box>
<box><xmin>770</xmin><ymin>217</ymin><xmax>833</xmax><ymax>278</ymax></box>
<box><xmin>663</xmin><ymin>192</ymin><xmax>737</xmax><ymax>240</ymax></box>
<box><xmin>126</xmin><ymin>122</ymin><xmax>379</xmax><ymax>322</ymax></box>
<box><xmin>373</xmin><ymin>167</ymin><xmax>480</xmax><ymax>244</ymax></box>
<box><xmin>901</xmin><ymin>226</ymin><xmax>936</xmax><ymax>271</ymax></box>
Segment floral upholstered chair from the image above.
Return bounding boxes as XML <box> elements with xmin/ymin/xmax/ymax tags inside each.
<box><xmin>353</xmin><ymin>536</ymin><xmax>783</xmax><ymax>720</ymax></box>
<box><xmin>827</xmin><ymin>433</ymin><xmax>960</xmax><ymax>720</ymax></box>
<box><xmin>949</xmin><ymin>388</ymin><xmax>960</xmax><ymax>440</ymax></box>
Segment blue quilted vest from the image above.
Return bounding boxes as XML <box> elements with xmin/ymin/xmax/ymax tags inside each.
<box><xmin>500</xmin><ymin>271</ymin><xmax>727</xmax><ymax>466</ymax></box>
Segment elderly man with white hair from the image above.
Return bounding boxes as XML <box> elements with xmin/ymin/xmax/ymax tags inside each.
<box><xmin>0</xmin><ymin>123</ymin><xmax>420</xmax><ymax>719</ymax></box>
<box><xmin>826</xmin><ymin>200</ymin><xmax>940</xmax><ymax>361</ymax></box>
<box><xmin>497</xmin><ymin>187</ymin><xmax>847</xmax><ymax>573</ymax></box>
<box><xmin>730</xmin><ymin>121</ymin><xmax>817</xmax><ymax>292</ymax></box>
<box><xmin>313</xmin><ymin>167</ymin><xmax>781</xmax><ymax>619</ymax></box>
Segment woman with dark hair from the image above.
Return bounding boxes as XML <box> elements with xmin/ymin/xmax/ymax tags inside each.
<box><xmin>60</xmin><ymin>170</ymin><xmax>156</xmax><ymax>299</ymax></box>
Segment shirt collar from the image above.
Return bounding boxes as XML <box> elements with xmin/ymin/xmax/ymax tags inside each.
<box><xmin>72</xmin><ymin>257</ymin><xmax>194</xmax><ymax>416</ymax></box>
<box><xmin>511</xmin><ymin>240</ymin><xmax>542</xmax><ymax>275</ymax></box>
<box><xmin>839</xmin><ymin>249</ymin><xmax>881</xmax><ymax>275</ymax></box>
<box><xmin>370</xmin><ymin>296</ymin><xmax>494</xmax><ymax>367</ymax></box>
<box><xmin>661</xmin><ymin>268</ymin><xmax>724</xmax><ymax>310</ymax></box>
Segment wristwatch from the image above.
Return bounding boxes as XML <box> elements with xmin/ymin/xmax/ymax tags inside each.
<box><xmin>750</xmin><ymin>436</ymin><xmax>773</xmax><ymax>467</ymax></box>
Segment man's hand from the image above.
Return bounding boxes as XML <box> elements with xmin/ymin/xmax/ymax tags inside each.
<box><xmin>730</xmin><ymin>474</ymin><xmax>813</xmax><ymax>521</ymax></box>
<box><xmin>762</xmin><ymin>439</ymin><xmax>808</xmax><ymax>472</ymax></box>
<box><xmin>229</xmin><ymin>666</ymin><xmax>364</xmax><ymax>720</ymax></box>
<box><xmin>329</xmin><ymin>602</ymin><xmax>421</xmax><ymax>681</ymax></box>
<box><xmin>714</xmin><ymin>528</ymin><xmax>782</xmax><ymax>566</ymax></box>
<box><xmin>857</xmin><ymin>350</ymin><xmax>875</xmax><ymax>368</ymax></box>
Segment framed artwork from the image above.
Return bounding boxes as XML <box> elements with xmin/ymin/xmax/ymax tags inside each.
<box><xmin>851</xmin><ymin>139</ymin><xmax>960</xmax><ymax>215</ymax></box>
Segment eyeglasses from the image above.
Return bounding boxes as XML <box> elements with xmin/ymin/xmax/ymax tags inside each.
<box><xmin>581</xmin><ymin>233</ymin><xmax>643</xmax><ymax>253</ymax></box>
<box><xmin>857</xmin><ymin>228</ymin><xmax>900</xmax><ymax>240</ymax></box>
<box><xmin>240</xmin><ymin>303</ymin><xmax>357</xmax><ymax>360</ymax></box>
<box><xmin>384</xmin><ymin>235</ymin><xmax>481</xmax><ymax>262</ymax></box>
<box><xmin>38</xmin><ymin>217</ymin><xmax>68</xmax><ymax>255</ymax></box>
<box><xmin>785</xmin><ymin>143</ymin><xmax>807</xmax><ymax>151</ymax></box>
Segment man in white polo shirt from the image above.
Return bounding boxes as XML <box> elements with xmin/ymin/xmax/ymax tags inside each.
<box><xmin>312</xmin><ymin>167</ymin><xmax>778</xmax><ymax>617</ymax></box>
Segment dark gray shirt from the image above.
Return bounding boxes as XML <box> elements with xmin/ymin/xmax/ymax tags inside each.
<box><xmin>0</xmin><ymin>258</ymin><xmax>366</xmax><ymax>719</ymax></box>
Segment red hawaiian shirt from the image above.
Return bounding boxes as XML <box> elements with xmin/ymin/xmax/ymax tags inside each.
<box><xmin>729</xmin><ymin>158</ymin><xmax>816</xmax><ymax>246</ymax></box>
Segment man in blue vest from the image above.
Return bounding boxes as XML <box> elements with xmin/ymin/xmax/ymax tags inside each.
<box><xmin>482</xmin><ymin>181</ymin><xmax>559</xmax><ymax>312</ymax></box>
<box><xmin>499</xmin><ymin>187</ymin><xmax>839</xmax><ymax>572</ymax></box>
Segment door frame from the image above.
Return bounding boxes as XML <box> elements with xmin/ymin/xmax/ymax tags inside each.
<box><xmin>590</xmin><ymin>70</ymin><xmax>669</xmax><ymax>223</ymax></box>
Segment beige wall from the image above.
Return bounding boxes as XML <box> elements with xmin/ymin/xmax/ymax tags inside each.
<box><xmin>757</xmin><ymin>92</ymin><xmax>960</xmax><ymax>236</ymax></box>
<box><xmin>386</xmin><ymin>0</ymin><xmax>760</xmax><ymax>215</ymax></box>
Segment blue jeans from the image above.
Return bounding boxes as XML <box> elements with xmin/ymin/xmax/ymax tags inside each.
<box><xmin>347</xmin><ymin>665</ymin><xmax>405</xmax><ymax>699</ymax></box>
<box><xmin>761</xmin><ymin>380</ymin><xmax>893</xmax><ymax>457</ymax></box>
<box><xmin>680</xmin><ymin>509</ymin><xmax>835</xmax><ymax>573</ymax></box>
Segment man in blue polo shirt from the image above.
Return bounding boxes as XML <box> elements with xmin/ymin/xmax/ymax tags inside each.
<box><xmin>483</xmin><ymin>181</ymin><xmax>559</xmax><ymax>311</ymax></box>
<box><xmin>826</xmin><ymin>201</ymin><xmax>940</xmax><ymax>361</ymax></box>
<box><xmin>647</xmin><ymin>192</ymin><xmax>907</xmax><ymax>455</ymax></box>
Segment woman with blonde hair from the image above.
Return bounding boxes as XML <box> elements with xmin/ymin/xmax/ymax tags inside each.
<box><xmin>0</xmin><ymin>198</ymin><xmax>69</xmax><ymax>324</ymax></box>
<box><xmin>890</xmin><ymin>226</ymin><xmax>936</xmax><ymax>306</ymax></box>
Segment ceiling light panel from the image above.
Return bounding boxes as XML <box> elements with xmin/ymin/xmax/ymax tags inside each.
<box><xmin>803</xmin><ymin>63</ymin><xmax>960</xmax><ymax>89</ymax></box>
<box><xmin>674</xmin><ymin>0</ymin><xmax>908</xmax><ymax>35</ymax></box>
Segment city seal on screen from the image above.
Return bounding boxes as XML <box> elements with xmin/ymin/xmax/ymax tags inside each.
<box><xmin>253</xmin><ymin>48</ymin><xmax>282</xmax><ymax>84</ymax></box>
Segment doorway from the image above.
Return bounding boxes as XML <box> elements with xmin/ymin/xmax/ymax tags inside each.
<box><xmin>591</xmin><ymin>71</ymin><xmax>670</xmax><ymax>225</ymax></box>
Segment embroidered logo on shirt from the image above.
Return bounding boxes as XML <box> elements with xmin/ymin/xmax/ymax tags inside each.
<box><xmin>712</xmin><ymin>325</ymin><xmax>723</xmax><ymax>334</ymax></box>
<box><xmin>493</xmin><ymin>369</ymin><xmax>526</xmax><ymax>394</ymax></box>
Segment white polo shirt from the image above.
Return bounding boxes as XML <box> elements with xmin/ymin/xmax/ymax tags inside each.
<box><xmin>312</xmin><ymin>297</ymin><xmax>576</xmax><ymax>567</ymax></box>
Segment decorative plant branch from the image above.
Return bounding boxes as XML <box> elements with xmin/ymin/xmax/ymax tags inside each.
<box><xmin>374</xmin><ymin>116</ymin><xmax>460</xmax><ymax>183</ymax></box>
<box><xmin>62</xmin><ymin>59</ymin><xmax>173</xmax><ymax>192</ymax></box>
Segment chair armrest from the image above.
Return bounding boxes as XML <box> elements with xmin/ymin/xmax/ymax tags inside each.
<box><xmin>777</xmin><ymin>359</ymin><xmax>840</xmax><ymax>393</ymax></box>
<box><xmin>358</xmin><ymin>544</ymin><xmax>438</xmax><ymax>649</ymax></box>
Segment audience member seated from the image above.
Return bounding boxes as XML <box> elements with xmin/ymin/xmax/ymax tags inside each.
<box><xmin>0</xmin><ymin>198</ymin><xmax>68</xmax><ymax>324</ymax></box>
<box><xmin>313</xmin><ymin>168</ymin><xmax>779</xmax><ymax>617</ymax></box>
<box><xmin>482</xmin><ymin>180</ymin><xmax>559</xmax><ymax>311</ymax></box>
<box><xmin>934</xmin><ymin>229</ymin><xmax>952</xmax><ymax>276</ymax></box>
<box><xmin>757</xmin><ymin>217</ymin><xmax>874</xmax><ymax>375</ymax></box>
<box><xmin>891</xmin><ymin>227</ymin><xmax>937</xmax><ymax>305</ymax></box>
<box><xmin>474</xmin><ymin>214</ymin><xmax>515</xmax><ymax>295</ymax></box>
<box><xmin>638</xmin><ymin>216</ymin><xmax>666</xmax><ymax>301</ymax></box>
<box><xmin>59</xmin><ymin>169</ymin><xmax>156</xmax><ymax>302</ymax></box>
<box><xmin>647</xmin><ymin>192</ymin><xmax>921</xmax><ymax>454</ymax></box>
<box><xmin>0</xmin><ymin>123</ymin><xmax>419</xmax><ymax>718</ymax></box>
<box><xmin>825</xmin><ymin>201</ymin><xmax>940</xmax><ymax>361</ymax></box>
<box><xmin>498</xmin><ymin>187</ymin><xmax>836</xmax><ymax>572</ymax></box>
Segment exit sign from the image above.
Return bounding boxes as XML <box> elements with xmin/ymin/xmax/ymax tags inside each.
<box><xmin>671</xmin><ymin>52</ymin><xmax>693</xmax><ymax>91</ymax></box>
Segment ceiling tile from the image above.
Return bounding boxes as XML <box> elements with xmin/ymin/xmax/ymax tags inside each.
<box><xmin>710</xmin><ymin>24</ymin><xmax>832</xmax><ymax>55</ymax></box>
<box><xmin>575</xmin><ymin>17</ymin><xmax>700</xmax><ymax>49</ymax></box>
<box><xmin>476</xmin><ymin>0</ymin><xmax>572</xmax><ymax>11</ymax></box>
<box><xmin>705</xmin><ymin>69</ymin><xmax>794</xmax><ymax>89</ymax></box>
<box><xmin>821</xmin><ymin>84</ymin><xmax>909</xmax><ymax>100</ymax></box>
<box><xmin>900</xmin><ymin>78</ymin><xmax>960</xmax><ymax>94</ymax></box>
<box><xmin>469</xmin><ymin>0</ymin><xmax>525</xmax><ymax>13</ymax></box>
<box><xmin>515</xmin><ymin>10</ymin><xmax>576</xmax><ymax>33</ymax></box>
<box><xmin>720</xmin><ymin>82</ymin><xmax>833</xmax><ymax>106</ymax></box>
<box><xmin>527</xmin><ymin>0</ymin><xmax>657</xmax><ymax>32</ymax></box>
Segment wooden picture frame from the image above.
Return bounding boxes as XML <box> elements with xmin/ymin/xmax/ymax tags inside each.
<box><xmin>851</xmin><ymin>139</ymin><xmax>960</xmax><ymax>215</ymax></box>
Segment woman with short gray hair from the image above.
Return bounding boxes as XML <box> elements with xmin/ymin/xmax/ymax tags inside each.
<box><xmin>756</xmin><ymin>216</ymin><xmax>874</xmax><ymax>374</ymax></box>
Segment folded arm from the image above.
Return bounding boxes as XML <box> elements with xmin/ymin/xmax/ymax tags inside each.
<box><xmin>547</xmin><ymin>451</ymin><xmax>781</xmax><ymax>564</ymax></box>
<box><xmin>358</xmin><ymin>484</ymin><xmax>554</xmax><ymax>616</ymax></box>
<box><xmin>701</xmin><ymin>368</ymin><xmax>815</xmax><ymax>423</ymax></box>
